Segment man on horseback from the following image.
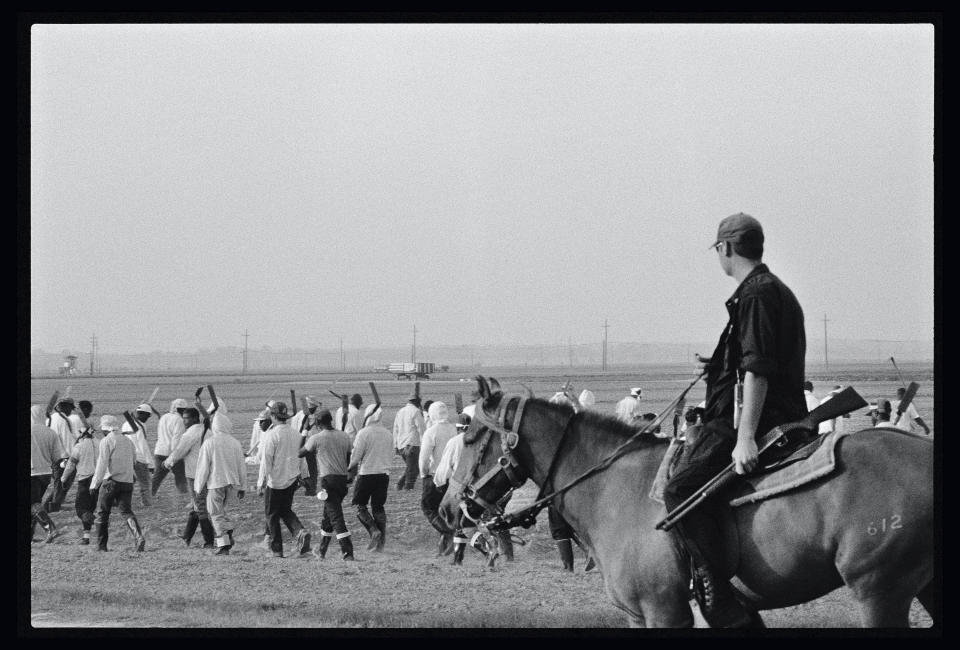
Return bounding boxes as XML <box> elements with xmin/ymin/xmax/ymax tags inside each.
<box><xmin>663</xmin><ymin>213</ymin><xmax>807</xmax><ymax>628</ymax></box>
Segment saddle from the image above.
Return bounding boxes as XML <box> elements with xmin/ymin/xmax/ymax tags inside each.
<box><xmin>649</xmin><ymin>428</ymin><xmax>851</xmax><ymax>507</ymax></box>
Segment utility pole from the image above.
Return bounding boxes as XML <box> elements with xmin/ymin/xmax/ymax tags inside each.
<box><xmin>89</xmin><ymin>333</ymin><xmax>97</xmax><ymax>375</ymax></box>
<box><xmin>822</xmin><ymin>313</ymin><xmax>829</xmax><ymax>370</ymax></box>
<box><xmin>242</xmin><ymin>329</ymin><xmax>249</xmax><ymax>374</ymax></box>
<box><xmin>602</xmin><ymin>319</ymin><xmax>609</xmax><ymax>371</ymax></box>
<box><xmin>340</xmin><ymin>337</ymin><xmax>345</xmax><ymax>371</ymax></box>
<box><xmin>568</xmin><ymin>337</ymin><xmax>573</xmax><ymax>369</ymax></box>
<box><xmin>411</xmin><ymin>324</ymin><xmax>417</xmax><ymax>363</ymax></box>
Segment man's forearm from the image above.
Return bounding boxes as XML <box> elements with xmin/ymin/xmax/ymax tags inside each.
<box><xmin>738</xmin><ymin>371</ymin><xmax>768</xmax><ymax>440</ymax></box>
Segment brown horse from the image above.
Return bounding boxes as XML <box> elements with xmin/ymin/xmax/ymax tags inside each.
<box><xmin>439</xmin><ymin>376</ymin><xmax>935</xmax><ymax>628</ymax></box>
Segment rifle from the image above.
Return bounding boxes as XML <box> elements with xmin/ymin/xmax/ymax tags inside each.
<box><xmin>299</xmin><ymin>397</ymin><xmax>311</xmax><ymax>436</ymax></box>
<box><xmin>656</xmin><ymin>386</ymin><xmax>868</xmax><ymax>532</ymax></box>
<box><xmin>340</xmin><ymin>394</ymin><xmax>350</xmax><ymax>430</ymax></box>
<box><xmin>454</xmin><ymin>393</ymin><xmax>464</xmax><ymax>415</ymax></box>
<box><xmin>362</xmin><ymin>382</ymin><xmax>381</xmax><ymax>427</ymax></box>
<box><xmin>893</xmin><ymin>381</ymin><xmax>919</xmax><ymax>428</ymax></box>
<box><xmin>142</xmin><ymin>386</ymin><xmax>162</xmax><ymax>418</ymax></box>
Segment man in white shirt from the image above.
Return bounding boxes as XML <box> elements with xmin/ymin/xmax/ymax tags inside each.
<box><xmin>892</xmin><ymin>386</ymin><xmax>931</xmax><ymax>435</ymax></box>
<box><xmin>152</xmin><ymin>398</ymin><xmax>189</xmax><ymax>497</ymax></box>
<box><xmin>66</xmin><ymin>422</ymin><xmax>100</xmax><ymax>545</ymax></box>
<box><xmin>418</xmin><ymin>401</ymin><xmax>459</xmax><ymax>555</ymax></box>
<box><xmin>615</xmin><ymin>387</ymin><xmax>643</xmax><ymax>425</ymax></box>
<box><xmin>290</xmin><ymin>395</ymin><xmax>320</xmax><ymax>496</ymax></box>
<box><xmin>91</xmin><ymin>415</ymin><xmax>146</xmax><ymax>552</ymax></box>
<box><xmin>194</xmin><ymin>407</ymin><xmax>246</xmax><ymax>556</ymax></box>
<box><xmin>818</xmin><ymin>386</ymin><xmax>848</xmax><ymax>436</ymax></box>
<box><xmin>349</xmin><ymin>404</ymin><xmax>393</xmax><ymax>552</ymax></box>
<box><xmin>335</xmin><ymin>393</ymin><xmax>365</xmax><ymax>437</ymax></box>
<box><xmin>164</xmin><ymin>406</ymin><xmax>216</xmax><ymax>548</ymax></box>
<box><xmin>122</xmin><ymin>404</ymin><xmax>157</xmax><ymax>507</ymax></box>
<box><xmin>41</xmin><ymin>397</ymin><xmax>77</xmax><ymax>513</ymax></box>
<box><xmin>31</xmin><ymin>404</ymin><xmax>64</xmax><ymax>543</ymax></box>
<box><xmin>433</xmin><ymin>424</ymin><xmax>472</xmax><ymax>565</ymax></box>
<box><xmin>393</xmin><ymin>395</ymin><xmax>425</xmax><ymax>491</ymax></box>
<box><xmin>258</xmin><ymin>401</ymin><xmax>312</xmax><ymax>558</ymax></box>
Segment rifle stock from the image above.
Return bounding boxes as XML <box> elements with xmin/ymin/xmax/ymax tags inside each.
<box><xmin>896</xmin><ymin>382</ymin><xmax>919</xmax><ymax>417</ymax></box>
<box><xmin>207</xmin><ymin>384</ymin><xmax>219</xmax><ymax>413</ymax></box>
<box><xmin>341</xmin><ymin>394</ymin><xmax>349</xmax><ymax>430</ymax></box>
<box><xmin>122</xmin><ymin>411</ymin><xmax>138</xmax><ymax>432</ymax></box>
<box><xmin>454</xmin><ymin>393</ymin><xmax>464</xmax><ymax>414</ymax></box>
<box><xmin>290</xmin><ymin>390</ymin><xmax>297</xmax><ymax>415</ymax></box>
<box><xmin>299</xmin><ymin>397</ymin><xmax>310</xmax><ymax>434</ymax></box>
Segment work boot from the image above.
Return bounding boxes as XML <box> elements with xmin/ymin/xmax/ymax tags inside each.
<box><xmin>126</xmin><ymin>517</ymin><xmax>146</xmax><ymax>552</ymax></box>
<box><xmin>357</xmin><ymin>508</ymin><xmax>379</xmax><ymax>550</ymax></box>
<box><xmin>35</xmin><ymin>510</ymin><xmax>59</xmax><ymax>543</ymax></box>
<box><xmin>372</xmin><ymin>511</ymin><xmax>387</xmax><ymax>552</ymax></box>
<box><xmin>318</xmin><ymin>534</ymin><xmax>332</xmax><ymax>559</ymax></box>
<box><xmin>199</xmin><ymin>518</ymin><xmax>216</xmax><ymax>549</ymax></box>
<box><xmin>79</xmin><ymin>533</ymin><xmax>90</xmax><ymax>546</ymax></box>
<box><xmin>498</xmin><ymin>532</ymin><xmax>514</xmax><ymax>562</ymax></box>
<box><xmin>451</xmin><ymin>537</ymin><xmax>467</xmax><ymax>566</ymax></box>
<box><xmin>693</xmin><ymin>565</ymin><xmax>754</xmax><ymax>629</ymax></box>
<box><xmin>95</xmin><ymin>523</ymin><xmax>109</xmax><ymax>551</ymax></box>
<box><xmin>338</xmin><ymin>535</ymin><xmax>354</xmax><ymax>561</ymax></box>
<box><xmin>180</xmin><ymin>511</ymin><xmax>200</xmax><ymax>546</ymax></box>
<box><xmin>556</xmin><ymin>539</ymin><xmax>575</xmax><ymax>572</ymax></box>
<box><xmin>296</xmin><ymin>529</ymin><xmax>312</xmax><ymax>556</ymax></box>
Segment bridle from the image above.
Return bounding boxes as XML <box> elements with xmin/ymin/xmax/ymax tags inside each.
<box><xmin>458</xmin><ymin>394</ymin><xmax>576</xmax><ymax>527</ymax></box>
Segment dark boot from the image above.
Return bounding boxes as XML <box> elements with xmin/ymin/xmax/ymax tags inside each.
<box><xmin>181</xmin><ymin>511</ymin><xmax>199</xmax><ymax>546</ymax></box>
<box><xmin>215</xmin><ymin>529</ymin><xmax>234</xmax><ymax>555</ymax></box>
<box><xmin>692</xmin><ymin>565</ymin><xmax>754</xmax><ymax>628</ymax></box>
<box><xmin>318</xmin><ymin>534</ymin><xmax>332</xmax><ymax>558</ymax></box>
<box><xmin>95</xmin><ymin>522</ymin><xmax>109</xmax><ymax>551</ymax></box>
<box><xmin>372</xmin><ymin>511</ymin><xmax>387</xmax><ymax>552</ymax></box>
<box><xmin>126</xmin><ymin>517</ymin><xmax>146</xmax><ymax>552</ymax></box>
<box><xmin>451</xmin><ymin>539</ymin><xmax>467</xmax><ymax>565</ymax></box>
<box><xmin>357</xmin><ymin>507</ymin><xmax>378</xmax><ymax>550</ymax></box>
<box><xmin>556</xmin><ymin>539</ymin><xmax>574</xmax><ymax>572</ymax></box>
<box><xmin>498</xmin><ymin>532</ymin><xmax>514</xmax><ymax>562</ymax></box>
<box><xmin>296</xmin><ymin>529</ymin><xmax>312</xmax><ymax>556</ymax></box>
<box><xmin>338</xmin><ymin>535</ymin><xmax>355</xmax><ymax>561</ymax></box>
<box><xmin>35</xmin><ymin>509</ymin><xmax>59</xmax><ymax>543</ymax></box>
<box><xmin>199</xmin><ymin>517</ymin><xmax>216</xmax><ymax>549</ymax></box>
<box><xmin>438</xmin><ymin>533</ymin><xmax>454</xmax><ymax>557</ymax></box>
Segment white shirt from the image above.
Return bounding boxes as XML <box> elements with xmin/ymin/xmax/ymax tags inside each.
<box><xmin>48</xmin><ymin>411</ymin><xmax>75</xmax><ymax>459</ymax></box>
<box><xmin>70</xmin><ymin>436</ymin><xmax>100</xmax><ymax>481</ymax></box>
<box><xmin>615</xmin><ymin>396</ymin><xmax>641</xmax><ymax>424</ymax></box>
<box><xmin>194</xmin><ymin>431</ymin><xmax>247</xmax><ymax>492</ymax></box>
<box><xmin>419</xmin><ymin>421</ymin><xmax>458</xmax><ymax>478</ymax></box>
<box><xmin>167</xmin><ymin>423</ymin><xmax>205</xmax><ymax>479</ymax></box>
<box><xmin>257</xmin><ymin>422</ymin><xmax>304</xmax><ymax>490</ymax></box>
<box><xmin>334</xmin><ymin>404</ymin><xmax>362</xmax><ymax>434</ymax></box>
<box><xmin>875</xmin><ymin>420</ymin><xmax>900</xmax><ymax>429</ymax></box>
<box><xmin>247</xmin><ymin>420</ymin><xmax>265</xmax><ymax>464</ymax></box>
<box><xmin>121</xmin><ymin>420</ymin><xmax>156</xmax><ymax>468</ymax></box>
<box><xmin>393</xmin><ymin>403</ymin><xmax>425</xmax><ymax>449</ymax></box>
<box><xmin>433</xmin><ymin>433</ymin><xmax>465</xmax><ymax>488</ymax></box>
<box><xmin>91</xmin><ymin>431</ymin><xmax>136</xmax><ymax>488</ymax></box>
<box><xmin>893</xmin><ymin>401</ymin><xmax>921</xmax><ymax>432</ymax></box>
<box><xmin>349</xmin><ymin>423</ymin><xmax>394</xmax><ymax>476</ymax></box>
<box><xmin>289</xmin><ymin>410</ymin><xmax>315</xmax><ymax>437</ymax></box>
<box><xmin>154</xmin><ymin>412</ymin><xmax>185</xmax><ymax>457</ymax></box>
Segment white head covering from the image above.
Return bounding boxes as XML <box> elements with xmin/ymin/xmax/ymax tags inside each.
<box><xmin>427</xmin><ymin>401</ymin><xmax>449</xmax><ymax>424</ymax></box>
<box><xmin>630</xmin><ymin>387</ymin><xmax>643</xmax><ymax>398</ymax></box>
<box><xmin>255</xmin><ymin>406</ymin><xmax>272</xmax><ymax>421</ymax></box>
<box><xmin>364</xmin><ymin>403</ymin><xmax>382</xmax><ymax>424</ymax></box>
<box><xmin>578</xmin><ymin>390</ymin><xmax>596</xmax><ymax>408</ymax></box>
<box><xmin>99</xmin><ymin>414</ymin><xmax>120</xmax><ymax>432</ymax></box>
<box><xmin>30</xmin><ymin>404</ymin><xmax>46</xmax><ymax>426</ymax></box>
<box><xmin>305</xmin><ymin>395</ymin><xmax>321</xmax><ymax>408</ymax></box>
<box><xmin>170</xmin><ymin>398</ymin><xmax>188</xmax><ymax>412</ymax></box>
<box><xmin>136</xmin><ymin>403</ymin><xmax>152</xmax><ymax>414</ymax></box>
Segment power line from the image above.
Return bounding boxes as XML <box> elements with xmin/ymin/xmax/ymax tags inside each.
<box><xmin>411</xmin><ymin>324</ymin><xmax>417</xmax><ymax>363</ymax></box>
<box><xmin>242</xmin><ymin>329</ymin><xmax>249</xmax><ymax>374</ymax></box>
<box><xmin>602</xmin><ymin>319</ymin><xmax>609</xmax><ymax>371</ymax></box>
<box><xmin>823</xmin><ymin>314</ymin><xmax>830</xmax><ymax>370</ymax></box>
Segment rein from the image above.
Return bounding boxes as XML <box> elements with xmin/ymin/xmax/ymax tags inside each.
<box><xmin>468</xmin><ymin>372</ymin><xmax>706</xmax><ymax>531</ymax></box>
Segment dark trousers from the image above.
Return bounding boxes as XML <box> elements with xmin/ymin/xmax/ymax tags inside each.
<box><xmin>75</xmin><ymin>476</ymin><xmax>99</xmax><ymax>531</ymax></box>
<box><xmin>304</xmin><ymin>454</ymin><xmax>319</xmax><ymax>495</ymax></box>
<box><xmin>352</xmin><ymin>473</ymin><xmax>388</xmax><ymax>514</ymax></box>
<box><xmin>421</xmin><ymin>475</ymin><xmax>453</xmax><ymax>534</ymax></box>
<box><xmin>662</xmin><ymin>424</ymin><xmax>737</xmax><ymax>572</ymax></box>
<box><xmin>94</xmin><ymin>479</ymin><xmax>137</xmax><ymax>549</ymax></box>
<box><xmin>31</xmin><ymin>475</ymin><xmax>53</xmax><ymax>537</ymax></box>
<box><xmin>547</xmin><ymin>504</ymin><xmax>574</xmax><ymax>541</ymax></box>
<box><xmin>41</xmin><ymin>462</ymin><xmax>67</xmax><ymax>512</ymax></box>
<box><xmin>398</xmin><ymin>445</ymin><xmax>420</xmax><ymax>489</ymax></box>
<box><xmin>151</xmin><ymin>454</ymin><xmax>187</xmax><ymax>495</ymax></box>
<box><xmin>319</xmin><ymin>474</ymin><xmax>349</xmax><ymax>535</ymax></box>
<box><xmin>265</xmin><ymin>482</ymin><xmax>305</xmax><ymax>554</ymax></box>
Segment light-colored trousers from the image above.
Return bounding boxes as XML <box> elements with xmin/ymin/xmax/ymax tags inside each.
<box><xmin>206</xmin><ymin>485</ymin><xmax>236</xmax><ymax>543</ymax></box>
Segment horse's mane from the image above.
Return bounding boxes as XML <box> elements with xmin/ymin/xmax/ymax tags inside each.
<box><xmin>526</xmin><ymin>396</ymin><xmax>670</xmax><ymax>446</ymax></box>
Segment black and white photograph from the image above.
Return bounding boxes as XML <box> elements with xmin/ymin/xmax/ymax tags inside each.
<box><xmin>22</xmin><ymin>14</ymin><xmax>938</xmax><ymax>632</ymax></box>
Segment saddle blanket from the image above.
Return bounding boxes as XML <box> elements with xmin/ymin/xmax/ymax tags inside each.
<box><xmin>649</xmin><ymin>429</ymin><xmax>854</xmax><ymax>507</ymax></box>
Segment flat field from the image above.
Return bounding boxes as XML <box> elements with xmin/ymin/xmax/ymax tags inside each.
<box><xmin>27</xmin><ymin>363</ymin><xmax>936</xmax><ymax>630</ymax></box>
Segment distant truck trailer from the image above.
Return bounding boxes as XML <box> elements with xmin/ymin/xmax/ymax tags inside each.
<box><xmin>387</xmin><ymin>362</ymin><xmax>435</xmax><ymax>380</ymax></box>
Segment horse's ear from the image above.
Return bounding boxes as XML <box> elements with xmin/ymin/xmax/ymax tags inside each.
<box><xmin>475</xmin><ymin>375</ymin><xmax>490</xmax><ymax>399</ymax></box>
<box><xmin>488</xmin><ymin>377</ymin><xmax>502</xmax><ymax>393</ymax></box>
<box><xmin>518</xmin><ymin>382</ymin><xmax>535</xmax><ymax>399</ymax></box>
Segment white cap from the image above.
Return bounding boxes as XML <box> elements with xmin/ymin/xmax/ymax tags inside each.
<box><xmin>135</xmin><ymin>403</ymin><xmax>152</xmax><ymax>413</ymax></box>
<box><xmin>171</xmin><ymin>398</ymin><xmax>188</xmax><ymax>409</ymax></box>
<box><xmin>99</xmin><ymin>415</ymin><xmax>120</xmax><ymax>431</ymax></box>
<box><xmin>630</xmin><ymin>387</ymin><xmax>643</xmax><ymax>398</ymax></box>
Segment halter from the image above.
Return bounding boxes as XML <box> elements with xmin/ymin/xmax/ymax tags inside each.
<box><xmin>458</xmin><ymin>394</ymin><xmax>576</xmax><ymax>526</ymax></box>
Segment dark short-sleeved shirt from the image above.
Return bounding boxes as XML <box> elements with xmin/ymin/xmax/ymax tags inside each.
<box><xmin>703</xmin><ymin>263</ymin><xmax>807</xmax><ymax>439</ymax></box>
<box><xmin>304</xmin><ymin>428</ymin><xmax>352</xmax><ymax>477</ymax></box>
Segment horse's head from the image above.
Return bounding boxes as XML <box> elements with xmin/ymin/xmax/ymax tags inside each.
<box><xmin>439</xmin><ymin>375</ymin><xmax>528</xmax><ymax>527</ymax></box>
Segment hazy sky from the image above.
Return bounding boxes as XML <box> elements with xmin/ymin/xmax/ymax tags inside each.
<box><xmin>30</xmin><ymin>23</ymin><xmax>935</xmax><ymax>354</ymax></box>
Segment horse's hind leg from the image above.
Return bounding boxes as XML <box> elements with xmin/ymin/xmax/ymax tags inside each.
<box><xmin>855</xmin><ymin>594</ymin><xmax>913</xmax><ymax>627</ymax></box>
<box><xmin>916</xmin><ymin>581</ymin><xmax>937</xmax><ymax>624</ymax></box>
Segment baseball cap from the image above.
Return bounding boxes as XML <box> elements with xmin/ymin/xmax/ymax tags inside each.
<box><xmin>710</xmin><ymin>212</ymin><xmax>764</xmax><ymax>249</ymax></box>
<box><xmin>305</xmin><ymin>395</ymin><xmax>321</xmax><ymax>408</ymax></box>
<box><xmin>136</xmin><ymin>403</ymin><xmax>152</xmax><ymax>413</ymax></box>
<box><xmin>630</xmin><ymin>387</ymin><xmax>643</xmax><ymax>398</ymax></box>
<box><xmin>172</xmin><ymin>398</ymin><xmax>189</xmax><ymax>409</ymax></box>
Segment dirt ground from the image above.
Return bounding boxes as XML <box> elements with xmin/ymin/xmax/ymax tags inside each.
<box><xmin>27</xmin><ymin>364</ymin><xmax>936</xmax><ymax>630</ymax></box>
